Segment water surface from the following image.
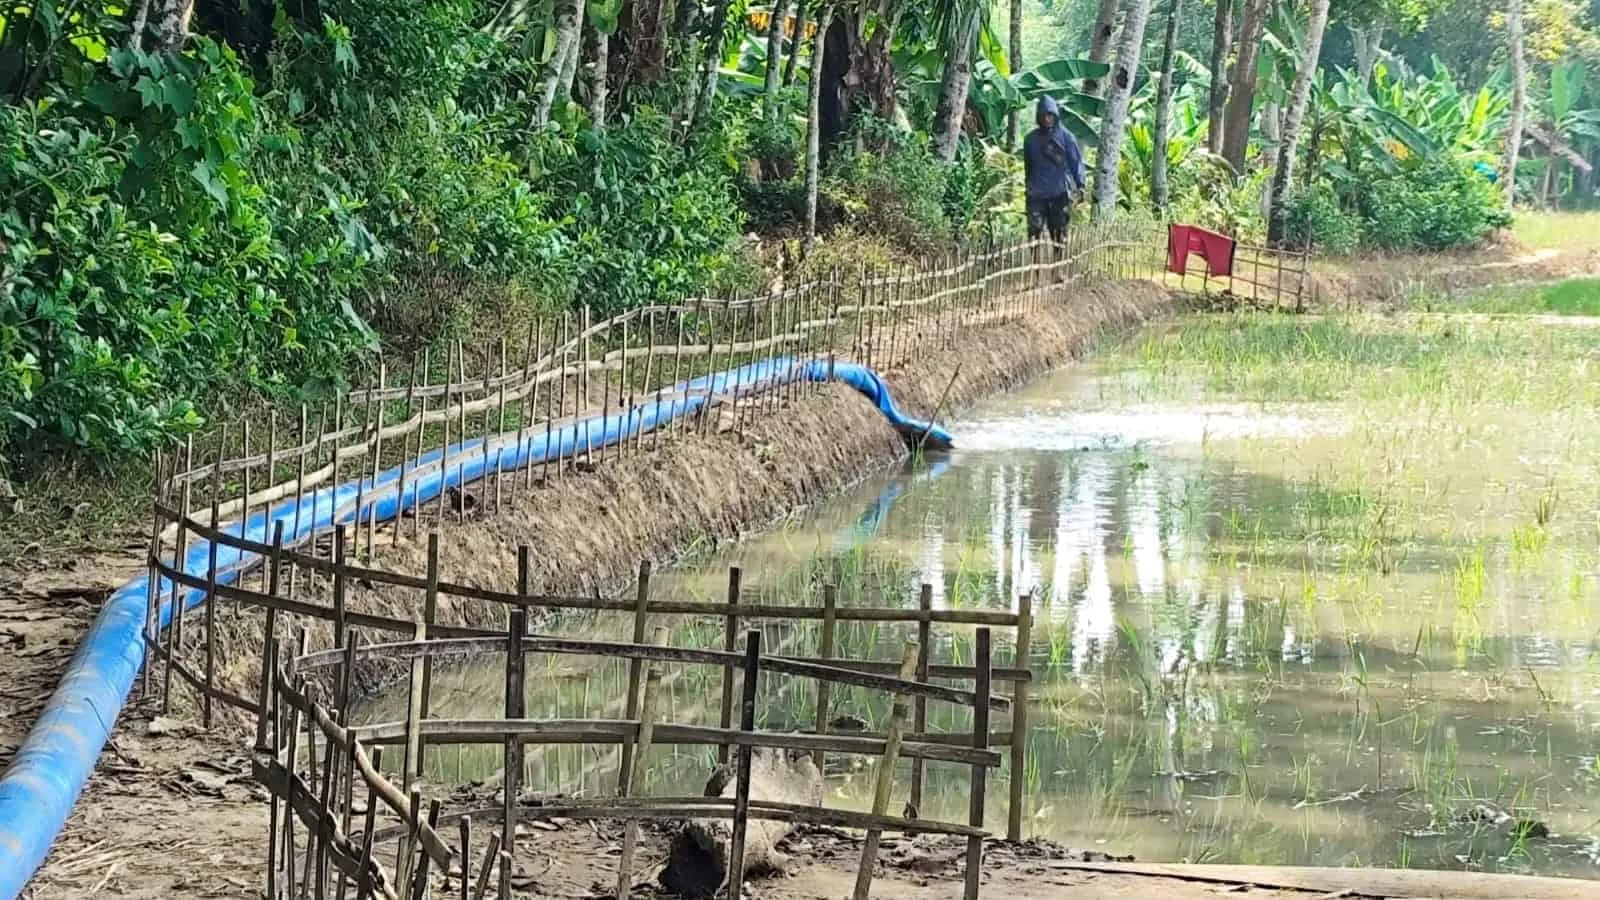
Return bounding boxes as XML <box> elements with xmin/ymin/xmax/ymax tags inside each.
<box><xmin>363</xmin><ymin>315</ymin><xmax>1600</xmax><ymax>879</ymax></box>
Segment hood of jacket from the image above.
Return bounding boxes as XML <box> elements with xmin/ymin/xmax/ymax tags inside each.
<box><xmin>1036</xmin><ymin>95</ymin><xmax>1061</xmax><ymax>126</ymax></box>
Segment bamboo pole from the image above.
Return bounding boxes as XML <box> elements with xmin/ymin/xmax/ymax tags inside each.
<box><xmin>617</xmin><ymin>560</ymin><xmax>653</xmax><ymax>788</ymax></box>
<box><xmin>500</xmin><ymin>554</ymin><xmax>530</xmax><ymax>900</ymax></box>
<box><xmin>161</xmin><ymin>437</ymin><xmax>194</xmax><ymax>714</ymax></box>
<box><xmin>851</xmin><ymin>641</ymin><xmax>918</xmax><ymax>900</ymax></box>
<box><xmin>811</xmin><ymin>584</ymin><xmax>837</xmax><ymax>771</ymax></box>
<box><xmin>254</xmin><ymin>525</ymin><xmax>285</xmax><ymax>751</ymax></box>
<box><xmin>964</xmin><ymin>630</ymin><xmax>992</xmax><ymax>900</ymax></box>
<box><xmin>402</xmin><ymin>613</ymin><xmax>428</xmax><ymax>792</ymax></box>
<box><xmin>1006</xmin><ymin>592</ymin><xmax>1033</xmax><ymax>842</ymax></box>
<box><xmin>614</xmin><ymin>666</ymin><xmax>662</xmax><ymax>899</ymax></box>
<box><xmin>718</xmin><ymin>566</ymin><xmax>741</xmax><ymax>765</ymax></box>
<box><xmin>909</xmin><ymin>586</ymin><xmax>932</xmax><ymax>815</ymax></box>
<box><xmin>202</xmin><ymin>428</ymin><xmax>225</xmax><ymax>729</ymax></box>
<box><xmin>725</xmin><ymin>629</ymin><xmax>762</xmax><ymax>900</ymax></box>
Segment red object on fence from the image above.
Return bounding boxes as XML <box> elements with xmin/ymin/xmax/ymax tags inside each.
<box><xmin>1167</xmin><ymin>224</ymin><xmax>1236</xmax><ymax>277</ymax></box>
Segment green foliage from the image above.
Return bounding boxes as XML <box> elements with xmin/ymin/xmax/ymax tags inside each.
<box><xmin>1282</xmin><ymin>185</ymin><xmax>1361</xmax><ymax>253</ymax></box>
<box><xmin>1359</xmin><ymin>156</ymin><xmax>1510</xmax><ymax>250</ymax></box>
<box><xmin>2</xmin><ymin>39</ymin><xmax>376</xmax><ymax>462</ymax></box>
<box><xmin>822</xmin><ymin>117</ymin><xmax>954</xmax><ymax>255</ymax></box>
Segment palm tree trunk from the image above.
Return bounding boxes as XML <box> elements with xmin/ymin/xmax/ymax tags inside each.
<box><xmin>685</xmin><ymin>0</ymin><xmax>733</xmax><ymax>138</ymax></box>
<box><xmin>1091</xmin><ymin>0</ymin><xmax>1154</xmax><ymax>217</ymax></box>
<box><xmin>1007</xmin><ymin>0</ymin><xmax>1023</xmax><ymax>145</ymax></box>
<box><xmin>1219</xmin><ymin>0</ymin><xmax>1267</xmax><ymax>170</ymax></box>
<box><xmin>1083</xmin><ymin>0</ymin><xmax>1122</xmax><ymax>96</ymax></box>
<box><xmin>764</xmin><ymin>0</ymin><xmax>791</xmax><ymax>114</ymax></box>
<box><xmin>1265</xmin><ymin>0</ymin><xmax>1330</xmax><ymax>244</ymax></box>
<box><xmin>930</xmin><ymin>4</ymin><xmax>982</xmax><ymax>162</ymax></box>
<box><xmin>1205</xmin><ymin>0</ymin><xmax>1231</xmax><ymax>153</ymax></box>
<box><xmin>1150</xmin><ymin>0</ymin><xmax>1183</xmax><ymax>213</ymax></box>
<box><xmin>536</xmin><ymin>0</ymin><xmax>584</xmax><ymax>127</ymax></box>
<box><xmin>805</xmin><ymin>3</ymin><xmax>835</xmax><ymax>251</ymax></box>
<box><xmin>590</xmin><ymin>24</ymin><xmax>610</xmax><ymax>124</ymax></box>
<box><xmin>559</xmin><ymin>0</ymin><xmax>587</xmax><ymax>102</ymax></box>
<box><xmin>783</xmin><ymin>0</ymin><xmax>809</xmax><ymax>85</ymax></box>
<box><xmin>1502</xmin><ymin>0</ymin><xmax>1525</xmax><ymax>208</ymax></box>
<box><xmin>153</xmin><ymin>0</ymin><xmax>196</xmax><ymax>50</ymax></box>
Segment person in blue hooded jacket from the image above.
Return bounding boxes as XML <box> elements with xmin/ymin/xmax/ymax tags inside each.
<box><xmin>1022</xmin><ymin>95</ymin><xmax>1086</xmax><ymax>243</ymax></box>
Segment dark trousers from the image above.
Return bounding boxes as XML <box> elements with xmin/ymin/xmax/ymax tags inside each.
<box><xmin>1026</xmin><ymin>193</ymin><xmax>1071</xmax><ymax>242</ymax></box>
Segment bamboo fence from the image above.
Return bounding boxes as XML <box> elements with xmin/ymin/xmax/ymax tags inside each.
<box><xmin>132</xmin><ymin>220</ymin><xmax>1315</xmax><ymax>897</ymax></box>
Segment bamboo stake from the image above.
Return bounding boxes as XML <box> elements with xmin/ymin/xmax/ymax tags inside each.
<box><xmin>402</xmin><ymin>613</ymin><xmax>428</xmax><ymax>792</ymax></box>
<box><xmin>471</xmin><ymin>832</ymin><xmax>501</xmax><ymax>900</ymax></box>
<box><xmin>964</xmin><ymin>629</ymin><xmax>992</xmax><ymax>900</ymax></box>
<box><xmin>394</xmin><ymin>354</ymin><xmax>418</xmax><ymax>547</ymax></box>
<box><xmin>368</xmin><ymin>361</ymin><xmax>387</xmax><ymax>556</ymax></box>
<box><xmin>494</xmin><ymin>338</ymin><xmax>509</xmax><ymax>512</ymax></box>
<box><xmin>455</xmin><ymin>340</ymin><xmax>468</xmax><ymax>523</ymax></box>
<box><xmin>725</xmin><ymin>629</ymin><xmax>762</xmax><ymax>900</ymax></box>
<box><xmin>812</xmin><ymin>584</ymin><xmax>837</xmax><ymax>771</ymax></box>
<box><xmin>1007</xmin><ymin>592</ymin><xmax>1033</xmax><ymax>842</ymax></box>
<box><xmin>617</xmin><ymin>560</ymin><xmax>653</xmax><ymax>789</ymax></box>
<box><xmin>436</xmin><ymin>344</ymin><xmax>454</xmax><ymax>526</ymax></box>
<box><xmin>407</xmin><ymin>800</ymin><xmax>442</xmax><ymax>900</ymax></box>
<box><xmin>161</xmin><ymin>436</ymin><xmax>194</xmax><ymax>714</ymax></box>
<box><xmin>501</xmin><ymin>596</ymin><xmax>527</xmax><ymax>900</ymax></box>
<box><xmin>266</xmin><ymin>642</ymin><xmax>282</xmax><ymax>900</ymax></box>
<box><xmin>354</xmin><ymin>747</ymin><xmax>384</xmax><ymax>900</ymax></box>
<box><xmin>718</xmin><ymin>566</ymin><xmax>741</xmax><ymax>765</ymax></box>
<box><xmin>255</xmin><ymin>524</ymin><xmax>285</xmax><ymax>751</ymax></box>
<box><xmin>457</xmin><ymin>816</ymin><xmax>472</xmax><ymax>900</ymax></box>
<box><xmin>203</xmin><ymin>427</ymin><xmax>225</xmax><ymax>729</ymax></box>
<box><xmin>851</xmin><ymin>641</ymin><xmax>918</xmax><ymax>900</ymax></box>
<box><xmin>333</xmin><ymin>526</ymin><xmax>349</xmax><ymax>648</ymax></box>
<box><xmin>294</xmin><ymin>405</ymin><xmax>311</xmax><ymax>556</ymax></box>
<box><xmin>558</xmin><ymin>313</ymin><xmax>571</xmax><ymax>478</ymax></box>
<box><xmin>522</xmin><ymin>319</ymin><xmax>542</xmax><ymax>497</ymax></box>
<box><xmin>909</xmin><ymin>586</ymin><xmax>932</xmax><ymax>815</ymax></box>
<box><xmin>614</xmin><ymin>666</ymin><xmax>662</xmax><ymax>899</ymax></box>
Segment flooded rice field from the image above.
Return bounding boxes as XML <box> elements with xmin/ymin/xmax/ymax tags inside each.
<box><xmin>360</xmin><ymin>309</ymin><xmax>1600</xmax><ymax>879</ymax></box>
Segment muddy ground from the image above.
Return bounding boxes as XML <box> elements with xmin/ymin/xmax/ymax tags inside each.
<box><xmin>5</xmin><ymin>243</ymin><xmax>1599</xmax><ymax>899</ymax></box>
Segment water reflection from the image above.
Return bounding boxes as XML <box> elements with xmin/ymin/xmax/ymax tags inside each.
<box><xmin>359</xmin><ymin>365</ymin><xmax>1600</xmax><ymax>880</ymax></box>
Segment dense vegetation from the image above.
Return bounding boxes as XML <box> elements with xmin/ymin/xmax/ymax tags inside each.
<box><xmin>1</xmin><ymin>0</ymin><xmax>1595</xmax><ymax>467</ymax></box>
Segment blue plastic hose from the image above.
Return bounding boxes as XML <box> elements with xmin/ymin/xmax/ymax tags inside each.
<box><xmin>0</xmin><ymin>357</ymin><xmax>950</xmax><ymax>898</ymax></box>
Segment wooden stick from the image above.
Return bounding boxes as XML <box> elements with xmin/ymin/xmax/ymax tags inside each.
<box><xmin>266</xmin><ymin>647</ymin><xmax>283</xmax><ymax>900</ymax></box>
<box><xmin>354</xmin><ymin>747</ymin><xmax>383</xmax><ymax>900</ymax></box>
<box><xmin>1006</xmin><ymin>592</ymin><xmax>1033</xmax><ymax>842</ymax></box>
<box><xmin>402</xmin><ymin>612</ymin><xmax>428</xmax><ymax>792</ymax></box>
<box><xmin>965</xmin><ymin>630</ymin><xmax>992</xmax><ymax>900</ymax></box>
<box><xmin>718</xmin><ymin>566</ymin><xmax>741</xmax><ymax>765</ymax></box>
<box><xmin>202</xmin><ymin>429</ymin><xmax>225</xmax><ymax>729</ymax></box>
<box><xmin>812</xmin><ymin>584</ymin><xmax>837</xmax><ymax>771</ymax></box>
<box><xmin>470</xmin><ymin>832</ymin><xmax>501</xmax><ymax>900</ymax></box>
<box><xmin>617</xmin><ymin>561</ymin><xmax>652</xmax><ymax>790</ymax></box>
<box><xmin>418</xmin><ymin>533</ymin><xmax>441</xmax><ymax>723</ymax></box>
<box><xmin>161</xmin><ymin>437</ymin><xmax>194</xmax><ymax>714</ymax></box>
<box><xmin>501</xmin><ymin>576</ymin><xmax>528</xmax><ymax>900</ymax></box>
<box><xmin>725</xmin><ymin>630</ymin><xmax>761</xmax><ymax>900</ymax></box>
<box><xmin>326</xmin><ymin>521</ymin><xmax>346</xmax><ymax>649</ymax></box>
<box><xmin>909</xmin><ymin>586</ymin><xmax>932</xmax><ymax>815</ymax></box>
<box><xmin>255</xmin><ymin>525</ymin><xmax>285</xmax><ymax>751</ymax></box>
<box><xmin>407</xmin><ymin>800</ymin><xmax>442</xmax><ymax>900</ymax></box>
<box><xmin>457</xmin><ymin>817</ymin><xmax>472</xmax><ymax>900</ymax></box>
<box><xmin>614</xmin><ymin>666</ymin><xmax>662</xmax><ymax>899</ymax></box>
<box><xmin>852</xmin><ymin>641</ymin><xmax>918</xmax><ymax>900</ymax></box>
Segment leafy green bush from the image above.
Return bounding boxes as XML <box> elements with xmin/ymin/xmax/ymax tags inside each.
<box><xmin>1358</xmin><ymin>157</ymin><xmax>1509</xmax><ymax>251</ymax></box>
<box><xmin>822</xmin><ymin>117</ymin><xmax>953</xmax><ymax>255</ymax></box>
<box><xmin>1</xmin><ymin>41</ymin><xmax>376</xmax><ymax>461</ymax></box>
<box><xmin>1283</xmin><ymin>185</ymin><xmax>1361</xmax><ymax>254</ymax></box>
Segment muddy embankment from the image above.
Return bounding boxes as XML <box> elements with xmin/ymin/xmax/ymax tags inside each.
<box><xmin>1309</xmin><ymin>242</ymin><xmax>1600</xmax><ymax>307</ymax></box>
<box><xmin>186</xmin><ymin>279</ymin><xmax>1185</xmax><ymax>697</ymax></box>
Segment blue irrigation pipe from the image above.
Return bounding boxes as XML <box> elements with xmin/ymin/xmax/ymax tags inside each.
<box><xmin>0</xmin><ymin>356</ymin><xmax>952</xmax><ymax>898</ymax></box>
